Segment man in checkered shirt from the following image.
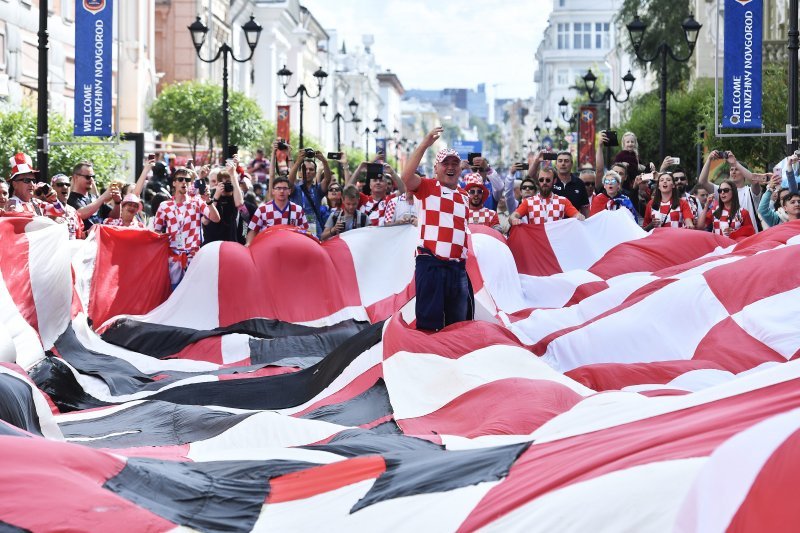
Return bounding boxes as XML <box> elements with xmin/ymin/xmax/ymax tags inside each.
<box><xmin>245</xmin><ymin>176</ymin><xmax>309</xmax><ymax>246</ymax></box>
<box><xmin>153</xmin><ymin>167</ymin><xmax>220</xmax><ymax>287</ymax></box>
<box><xmin>401</xmin><ymin>127</ymin><xmax>474</xmax><ymax>332</ymax></box>
<box><xmin>346</xmin><ymin>160</ymin><xmax>405</xmax><ymax>226</ymax></box>
<box><xmin>464</xmin><ymin>173</ymin><xmax>501</xmax><ymax>232</ymax></box>
<box><xmin>510</xmin><ymin>166</ymin><xmax>585</xmax><ymax>226</ymax></box>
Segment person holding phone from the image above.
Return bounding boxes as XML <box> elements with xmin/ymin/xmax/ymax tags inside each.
<box><xmin>288</xmin><ymin>148</ymin><xmax>333</xmax><ymax>238</ymax></box>
<box><xmin>67</xmin><ymin>160</ymin><xmax>119</xmax><ymax>232</ymax></box>
<box><xmin>697</xmin><ymin>179</ymin><xmax>754</xmax><ymax>241</ymax></box>
<box><xmin>697</xmin><ymin>150</ymin><xmax>762</xmax><ymax>233</ymax></box>
<box><xmin>345</xmin><ymin>158</ymin><xmax>405</xmax><ymax>226</ymax></box>
<box><xmin>642</xmin><ymin>172</ymin><xmax>695</xmax><ymax>230</ymax></box>
<box><xmin>202</xmin><ymin>158</ymin><xmax>245</xmax><ymax>245</ymax></box>
<box><xmin>4</xmin><ymin>152</ymin><xmax>66</xmax><ymax>218</ymax></box>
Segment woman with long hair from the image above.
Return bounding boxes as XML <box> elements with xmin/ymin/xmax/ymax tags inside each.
<box><xmin>697</xmin><ymin>179</ymin><xmax>754</xmax><ymax>240</ymax></box>
<box><xmin>642</xmin><ymin>172</ymin><xmax>695</xmax><ymax>230</ymax></box>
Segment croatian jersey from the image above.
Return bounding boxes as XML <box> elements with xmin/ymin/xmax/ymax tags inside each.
<box><xmin>359</xmin><ymin>192</ymin><xmax>396</xmax><ymax>226</ymax></box>
<box><xmin>514</xmin><ymin>193</ymin><xmax>578</xmax><ymax>224</ymax></box>
<box><xmin>248</xmin><ymin>200</ymin><xmax>309</xmax><ymax>233</ymax></box>
<box><xmin>6</xmin><ymin>196</ymin><xmax>65</xmax><ymax>218</ymax></box>
<box><xmin>468</xmin><ymin>206</ymin><xmax>500</xmax><ymax>228</ymax></box>
<box><xmin>644</xmin><ymin>199</ymin><xmax>694</xmax><ymax>228</ymax></box>
<box><xmin>413</xmin><ymin>178</ymin><xmax>469</xmax><ymax>261</ymax></box>
<box><xmin>712</xmin><ymin>208</ymin><xmax>754</xmax><ymax>240</ymax></box>
<box><xmin>153</xmin><ymin>196</ymin><xmax>210</xmax><ymax>254</ymax></box>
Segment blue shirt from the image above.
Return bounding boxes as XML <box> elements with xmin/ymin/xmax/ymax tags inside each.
<box><xmin>290</xmin><ymin>182</ymin><xmax>324</xmax><ymax>237</ymax></box>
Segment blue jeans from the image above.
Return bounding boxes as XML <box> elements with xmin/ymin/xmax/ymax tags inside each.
<box><xmin>414</xmin><ymin>251</ymin><xmax>473</xmax><ymax>331</ymax></box>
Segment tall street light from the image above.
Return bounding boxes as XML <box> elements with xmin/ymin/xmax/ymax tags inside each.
<box><xmin>626</xmin><ymin>13</ymin><xmax>701</xmax><ymax>160</ymax></box>
<box><xmin>277</xmin><ymin>64</ymin><xmax>328</xmax><ymax>149</ymax></box>
<box><xmin>578</xmin><ymin>68</ymin><xmax>636</xmax><ymax>130</ymax></box>
<box><xmin>320</xmin><ymin>97</ymin><xmax>359</xmax><ymax>151</ymax></box>
<box><xmin>188</xmin><ymin>15</ymin><xmax>263</xmax><ymax>161</ymax></box>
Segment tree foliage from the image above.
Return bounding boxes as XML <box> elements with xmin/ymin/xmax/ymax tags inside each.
<box><xmin>148</xmin><ymin>81</ymin><xmax>268</xmax><ymax>157</ymax></box>
<box><xmin>0</xmin><ymin>107</ymin><xmax>124</xmax><ymax>186</ymax></box>
<box><xmin>617</xmin><ymin>0</ymin><xmax>693</xmax><ymax>91</ymax></box>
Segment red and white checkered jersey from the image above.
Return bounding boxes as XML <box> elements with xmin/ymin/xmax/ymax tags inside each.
<box><xmin>468</xmin><ymin>206</ymin><xmax>500</xmax><ymax>228</ymax></box>
<box><xmin>248</xmin><ymin>200</ymin><xmax>309</xmax><ymax>233</ymax></box>
<box><xmin>6</xmin><ymin>196</ymin><xmax>65</xmax><ymax>218</ymax></box>
<box><xmin>644</xmin><ymin>199</ymin><xmax>694</xmax><ymax>228</ymax></box>
<box><xmin>514</xmin><ymin>193</ymin><xmax>579</xmax><ymax>224</ymax></box>
<box><xmin>413</xmin><ymin>178</ymin><xmax>469</xmax><ymax>261</ymax></box>
<box><xmin>359</xmin><ymin>192</ymin><xmax>396</xmax><ymax>226</ymax></box>
<box><xmin>153</xmin><ymin>196</ymin><xmax>210</xmax><ymax>254</ymax></box>
<box><xmin>712</xmin><ymin>208</ymin><xmax>752</xmax><ymax>236</ymax></box>
<box><xmin>102</xmin><ymin>217</ymin><xmax>146</xmax><ymax>229</ymax></box>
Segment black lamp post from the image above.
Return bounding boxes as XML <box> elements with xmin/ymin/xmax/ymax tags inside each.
<box><xmin>533</xmin><ymin>126</ymin><xmax>541</xmax><ymax>142</ymax></box>
<box><xmin>363</xmin><ymin>126</ymin><xmax>377</xmax><ymax>159</ymax></box>
<box><xmin>189</xmin><ymin>15</ymin><xmax>263</xmax><ymax>161</ymax></box>
<box><xmin>37</xmin><ymin>0</ymin><xmax>49</xmax><ymax>177</ymax></box>
<box><xmin>580</xmin><ymin>69</ymin><xmax>636</xmax><ymax>130</ymax></box>
<box><xmin>277</xmin><ymin>63</ymin><xmax>328</xmax><ymax>149</ymax></box>
<box><xmin>320</xmin><ymin>97</ymin><xmax>359</xmax><ymax>151</ymax></box>
<box><xmin>544</xmin><ymin>116</ymin><xmax>553</xmax><ymax>133</ymax></box>
<box><xmin>626</xmin><ymin>13</ymin><xmax>701</xmax><ymax>160</ymax></box>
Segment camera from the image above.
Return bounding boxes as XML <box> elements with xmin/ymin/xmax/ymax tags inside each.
<box><xmin>542</xmin><ymin>152</ymin><xmax>558</xmax><ymax>161</ymax></box>
<box><xmin>468</xmin><ymin>152</ymin><xmax>481</xmax><ymax>166</ymax></box>
<box><xmin>719</xmin><ymin>150</ymin><xmax>729</xmax><ymax>160</ymax></box>
<box><xmin>366</xmin><ymin>163</ymin><xmax>384</xmax><ymax>181</ymax></box>
<box><xmin>277</xmin><ymin>139</ymin><xmax>288</xmax><ymax>150</ymax></box>
<box><xmin>34</xmin><ymin>183</ymin><xmax>51</xmax><ymax>197</ymax></box>
<box><xmin>228</xmin><ymin>145</ymin><xmax>238</xmax><ymax>157</ymax></box>
<box><xmin>602</xmin><ymin>130</ymin><xmax>619</xmax><ymax>147</ymax></box>
<box><xmin>518</xmin><ymin>162</ymin><xmax>529</xmax><ymax>171</ymax></box>
<box><xmin>327</xmin><ymin>152</ymin><xmax>343</xmax><ymax>160</ymax></box>
<box><xmin>194</xmin><ymin>179</ymin><xmax>206</xmax><ymax>196</ymax></box>
<box><xmin>224</xmin><ymin>182</ymin><xmax>234</xmax><ymax>193</ymax></box>
<box><xmin>304</xmin><ymin>148</ymin><xmax>316</xmax><ymax>159</ymax></box>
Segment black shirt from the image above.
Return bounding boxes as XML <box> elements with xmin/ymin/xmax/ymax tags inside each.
<box><xmin>203</xmin><ymin>195</ymin><xmax>240</xmax><ymax>244</ymax></box>
<box><xmin>67</xmin><ymin>191</ymin><xmax>111</xmax><ymax>232</ymax></box>
<box><xmin>552</xmin><ymin>174</ymin><xmax>590</xmax><ymax>210</ymax></box>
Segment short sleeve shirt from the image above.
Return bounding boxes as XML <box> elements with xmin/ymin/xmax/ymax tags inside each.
<box><xmin>514</xmin><ymin>193</ymin><xmax>579</xmax><ymax>224</ymax></box>
<box><xmin>67</xmin><ymin>191</ymin><xmax>111</xmax><ymax>232</ymax></box>
<box><xmin>153</xmin><ymin>196</ymin><xmax>210</xmax><ymax>254</ymax></box>
<box><xmin>413</xmin><ymin>178</ymin><xmax>469</xmax><ymax>261</ymax></box>
<box><xmin>290</xmin><ymin>182</ymin><xmax>324</xmax><ymax>236</ymax></box>
<box><xmin>248</xmin><ymin>200</ymin><xmax>309</xmax><ymax>233</ymax></box>
<box><xmin>552</xmin><ymin>174</ymin><xmax>590</xmax><ymax>210</ymax></box>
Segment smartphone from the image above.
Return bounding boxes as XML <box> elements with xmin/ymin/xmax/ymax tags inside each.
<box><xmin>518</xmin><ymin>162</ymin><xmax>529</xmax><ymax>171</ymax></box>
<box><xmin>228</xmin><ymin>145</ymin><xmax>238</xmax><ymax>156</ymax></box>
<box><xmin>468</xmin><ymin>152</ymin><xmax>481</xmax><ymax>166</ymax></box>
<box><xmin>672</xmin><ymin>157</ymin><xmax>681</xmax><ymax>165</ymax></box>
<box><xmin>542</xmin><ymin>152</ymin><xmax>558</xmax><ymax>161</ymax></box>
<box><xmin>602</xmin><ymin>130</ymin><xmax>619</xmax><ymax>147</ymax></box>
<box><xmin>327</xmin><ymin>152</ymin><xmax>343</xmax><ymax>160</ymax></box>
<box><xmin>186</xmin><ymin>159</ymin><xmax>194</xmax><ymax>169</ymax></box>
<box><xmin>366</xmin><ymin>163</ymin><xmax>384</xmax><ymax>180</ymax></box>
<box><xmin>194</xmin><ymin>178</ymin><xmax>206</xmax><ymax>196</ymax></box>
<box><xmin>148</xmin><ymin>154</ymin><xmax>155</xmax><ymax>162</ymax></box>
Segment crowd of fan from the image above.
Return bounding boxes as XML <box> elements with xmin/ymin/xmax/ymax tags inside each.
<box><xmin>2</xmin><ymin>130</ymin><xmax>799</xmax><ymax>288</ymax></box>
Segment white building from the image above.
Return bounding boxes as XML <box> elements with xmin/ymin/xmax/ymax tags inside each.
<box><xmin>533</xmin><ymin>0</ymin><xmax>626</xmax><ymax>128</ymax></box>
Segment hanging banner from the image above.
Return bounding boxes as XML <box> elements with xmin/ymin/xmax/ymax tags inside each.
<box><xmin>276</xmin><ymin>105</ymin><xmax>291</xmax><ymax>143</ymax></box>
<box><xmin>578</xmin><ymin>106</ymin><xmax>596</xmax><ymax>167</ymax></box>
<box><xmin>722</xmin><ymin>0</ymin><xmax>763</xmax><ymax>129</ymax></box>
<box><xmin>74</xmin><ymin>0</ymin><xmax>114</xmax><ymax>136</ymax></box>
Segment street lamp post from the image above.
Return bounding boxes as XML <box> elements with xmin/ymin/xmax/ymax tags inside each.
<box><xmin>578</xmin><ymin>69</ymin><xmax>636</xmax><ymax>130</ymax></box>
<box><xmin>188</xmin><ymin>15</ymin><xmax>263</xmax><ymax>161</ymax></box>
<box><xmin>320</xmin><ymin>97</ymin><xmax>359</xmax><ymax>151</ymax></box>
<box><xmin>626</xmin><ymin>13</ymin><xmax>702</xmax><ymax>160</ymax></box>
<box><xmin>277</xmin><ymin>64</ymin><xmax>328</xmax><ymax>149</ymax></box>
<box><xmin>37</xmin><ymin>0</ymin><xmax>49</xmax><ymax>177</ymax></box>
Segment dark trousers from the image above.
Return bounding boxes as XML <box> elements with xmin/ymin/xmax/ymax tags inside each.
<box><xmin>414</xmin><ymin>252</ymin><xmax>474</xmax><ymax>331</ymax></box>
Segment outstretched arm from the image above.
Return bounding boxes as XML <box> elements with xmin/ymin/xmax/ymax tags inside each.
<box><xmin>401</xmin><ymin>127</ymin><xmax>442</xmax><ymax>192</ymax></box>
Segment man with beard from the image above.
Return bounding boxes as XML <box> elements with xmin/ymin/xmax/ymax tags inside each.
<box><xmin>527</xmin><ymin>150</ymin><xmax>589</xmax><ymax>217</ymax></box>
<box><xmin>670</xmin><ymin>166</ymin><xmax>699</xmax><ymax>219</ymax></box>
<box><xmin>464</xmin><ymin>173</ymin><xmax>501</xmax><ymax>231</ymax></box>
<box><xmin>510</xmin><ymin>166</ymin><xmax>585</xmax><ymax>226</ymax></box>
<box><xmin>401</xmin><ymin>127</ymin><xmax>473</xmax><ymax>332</ymax></box>
<box><xmin>154</xmin><ymin>167</ymin><xmax>220</xmax><ymax>287</ymax></box>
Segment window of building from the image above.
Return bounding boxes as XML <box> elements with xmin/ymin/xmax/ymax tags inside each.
<box><xmin>573</xmin><ymin>22</ymin><xmax>591</xmax><ymax>49</ymax></box>
<box><xmin>595</xmin><ymin>22</ymin><xmax>610</xmax><ymax>49</ymax></box>
<box><xmin>557</xmin><ymin>23</ymin><xmax>569</xmax><ymax>50</ymax></box>
<box><xmin>556</xmin><ymin>69</ymin><xmax>569</xmax><ymax>87</ymax></box>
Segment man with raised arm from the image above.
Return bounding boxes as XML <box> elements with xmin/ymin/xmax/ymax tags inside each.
<box><xmin>401</xmin><ymin>127</ymin><xmax>473</xmax><ymax>332</ymax></box>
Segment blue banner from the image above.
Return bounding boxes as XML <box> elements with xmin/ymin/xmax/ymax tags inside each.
<box><xmin>74</xmin><ymin>0</ymin><xmax>113</xmax><ymax>136</ymax></box>
<box><xmin>451</xmin><ymin>140</ymin><xmax>483</xmax><ymax>159</ymax></box>
<box><xmin>722</xmin><ymin>0</ymin><xmax>762</xmax><ymax>129</ymax></box>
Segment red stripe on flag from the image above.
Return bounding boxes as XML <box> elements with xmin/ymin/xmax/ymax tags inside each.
<box><xmin>507</xmin><ymin>224</ymin><xmax>561</xmax><ymax>276</ymax></box>
<box><xmin>267</xmin><ymin>455</ymin><xmax>386</xmax><ymax>503</ymax></box>
<box><xmin>0</xmin><ymin>217</ymin><xmax>39</xmax><ymax>334</ymax></box>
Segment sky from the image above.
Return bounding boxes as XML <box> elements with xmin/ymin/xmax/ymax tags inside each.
<box><xmin>300</xmin><ymin>0</ymin><xmax>553</xmax><ymax>100</ymax></box>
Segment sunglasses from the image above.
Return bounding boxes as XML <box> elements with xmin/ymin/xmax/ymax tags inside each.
<box><xmin>467</xmin><ymin>189</ymin><xmax>483</xmax><ymax>195</ymax></box>
<box><xmin>674</xmin><ymin>176</ymin><xmax>688</xmax><ymax>181</ymax></box>
<box><xmin>538</xmin><ymin>178</ymin><xmax>552</xmax><ymax>183</ymax></box>
<box><xmin>54</xmin><ymin>182</ymin><xmax>70</xmax><ymax>187</ymax></box>
<box><xmin>14</xmin><ymin>178</ymin><xmax>36</xmax><ymax>184</ymax></box>
<box><xmin>719</xmin><ymin>188</ymin><xmax>733</xmax><ymax>193</ymax></box>
<box><xmin>76</xmin><ymin>173</ymin><xmax>95</xmax><ymax>179</ymax></box>
<box><xmin>585</xmin><ymin>182</ymin><xmax>596</xmax><ymax>187</ymax></box>
<box><xmin>602</xmin><ymin>178</ymin><xmax>618</xmax><ymax>185</ymax></box>
<box><xmin>521</xmin><ymin>185</ymin><xmax>535</xmax><ymax>191</ymax></box>
<box><xmin>329</xmin><ymin>188</ymin><xmax>342</xmax><ymax>192</ymax></box>
<box><xmin>173</xmin><ymin>176</ymin><xmax>190</xmax><ymax>182</ymax></box>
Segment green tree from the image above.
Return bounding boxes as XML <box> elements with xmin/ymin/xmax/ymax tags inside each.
<box><xmin>0</xmin><ymin>106</ymin><xmax>123</xmax><ymax>186</ymax></box>
<box><xmin>617</xmin><ymin>0</ymin><xmax>693</xmax><ymax>91</ymax></box>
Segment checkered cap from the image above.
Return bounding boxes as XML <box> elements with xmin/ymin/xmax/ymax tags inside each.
<box><xmin>9</xmin><ymin>153</ymin><xmax>38</xmax><ymax>180</ymax></box>
<box><xmin>464</xmin><ymin>172</ymin><xmax>489</xmax><ymax>204</ymax></box>
<box><xmin>435</xmin><ymin>148</ymin><xmax>461</xmax><ymax>164</ymax></box>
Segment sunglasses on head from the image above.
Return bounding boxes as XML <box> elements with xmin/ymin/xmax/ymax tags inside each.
<box><xmin>521</xmin><ymin>185</ymin><xmax>535</xmax><ymax>191</ymax></box>
<box><xmin>14</xmin><ymin>177</ymin><xmax>36</xmax><ymax>184</ymax></box>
